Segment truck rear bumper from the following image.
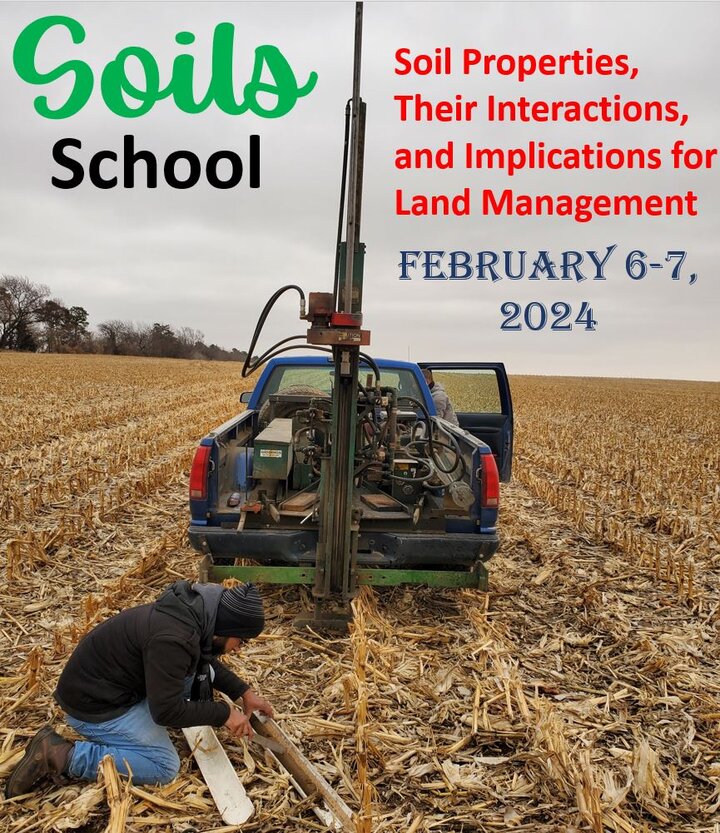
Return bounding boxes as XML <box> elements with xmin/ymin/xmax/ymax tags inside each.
<box><xmin>188</xmin><ymin>526</ymin><xmax>499</xmax><ymax>568</ymax></box>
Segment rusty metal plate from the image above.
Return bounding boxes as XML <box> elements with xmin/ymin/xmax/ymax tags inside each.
<box><xmin>281</xmin><ymin>492</ymin><xmax>318</xmax><ymax>512</ymax></box>
<box><xmin>360</xmin><ymin>493</ymin><xmax>405</xmax><ymax>512</ymax></box>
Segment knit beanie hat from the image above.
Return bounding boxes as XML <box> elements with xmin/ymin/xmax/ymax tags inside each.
<box><xmin>214</xmin><ymin>583</ymin><xmax>265</xmax><ymax>638</ymax></box>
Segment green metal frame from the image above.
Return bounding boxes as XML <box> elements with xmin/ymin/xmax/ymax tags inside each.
<box><xmin>208</xmin><ymin>563</ymin><xmax>488</xmax><ymax>590</ymax></box>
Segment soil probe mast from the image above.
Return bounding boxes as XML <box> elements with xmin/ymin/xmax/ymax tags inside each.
<box><xmin>190</xmin><ymin>3</ymin><xmax>514</xmax><ymax>628</ymax></box>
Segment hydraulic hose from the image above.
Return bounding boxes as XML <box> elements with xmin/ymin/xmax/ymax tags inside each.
<box><xmin>359</xmin><ymin>353</ymin><xmax>381</xmax><ymax>384</ymax></box>
<box><xmin>242</xmin><ymin>285</ymin><xmax>306</xmax><ymax>377</ymax></box>
<box><xmin>246</xmin><ymin>344</ymin><xmax>333</xmax><ymax>370</ymax></box>
<box><xmin>247</xmin><ymin>335</ymin><xmax>305</xmax><ymax>369</ymax></box>
<box><xmin>430</xmin><ymin>421</ymin><xmax>465</xmax><ymax>476</ymax></box>
<box><xmin>409</xmin><ymin>438</ymin><xmax>466</xmax><ymax>479</ymax></box>
<box><xmin>398</xmin><ymin>395</ymin><xmax>462</xmax><ymax>475</ymax></box>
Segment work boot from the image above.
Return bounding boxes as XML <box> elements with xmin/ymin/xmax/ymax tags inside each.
<box><xmin>4</xmin><ymin>726</ymin><xmax>74</xmax><ymax>798</ymax></box>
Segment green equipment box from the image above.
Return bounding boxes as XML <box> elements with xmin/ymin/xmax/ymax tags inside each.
<box><xmin>253</xmin><ymin>418</ymin><xmax>293</xmax><ymax>480</ymax></box>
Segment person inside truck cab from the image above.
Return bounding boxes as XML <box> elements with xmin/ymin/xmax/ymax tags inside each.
<box><xmin>5</xmin><ymin>582</ymin><xmax>273</xmax><ymax>797</ymax></box>
<box><xmin>422</xmin><ymin>368</ymin><xmax>460</xmax><ymax>426</ymax></box>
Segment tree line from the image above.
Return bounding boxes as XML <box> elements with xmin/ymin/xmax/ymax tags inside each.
<box><xmin>0</xmin><ymin>274</ymin><xmax>248</xmax><ymax>362</ymax></box>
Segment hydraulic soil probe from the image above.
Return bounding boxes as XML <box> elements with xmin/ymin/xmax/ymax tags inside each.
<box><xmin>192</xmin><ymin>2</ymin><xmax>512</xmax><ymax>627</ymax></box>
<box><xmin>238</xmin><ymin>2</ymin><xmax>368</xmax><ymax>629</ymax></box>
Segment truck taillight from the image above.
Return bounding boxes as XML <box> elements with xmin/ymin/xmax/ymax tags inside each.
<box><xmin>480</xmin><ymin>453</ymin><xmax>500</xmax><ymax>508</ymax></box>
<box><xmin>189</xmin><ymin>445</ymin><xmax>211</xmax><ymax>500</ymax></box>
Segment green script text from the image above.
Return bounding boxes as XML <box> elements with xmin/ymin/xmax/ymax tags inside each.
<box><xmin>13</xmin><ymin>16</ymin><xmax>319</xmax><ymax>119</ymax></box>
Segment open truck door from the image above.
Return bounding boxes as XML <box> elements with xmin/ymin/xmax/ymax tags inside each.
<box><xmin>419</xmin><ymin>362</ymin><xmax>513</xmax><ymax>482</ymax></box>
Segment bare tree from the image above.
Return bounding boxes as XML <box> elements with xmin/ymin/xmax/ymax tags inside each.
<box><xmin>0</xmin><ymin>274</ymin><xmax>245</xmax><ymax>360</ymax></box>
<box><xmin>176</xmin><ymin>326</ymin><xmax>203</xmax><ymax>357</ymax></box>
<box><xmin>0</xmin><ymin>275</ymin><xmax>50</xmax><ymax>350</ymax></box>
<box><xmin>97</xmin><ymin>319</ymin><xmax>126</xmax><ymax>355</ymax></box>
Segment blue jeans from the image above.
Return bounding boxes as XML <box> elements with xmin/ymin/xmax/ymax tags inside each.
<box><xmin>65</xmin><ymin>700</ymin><xmax>180</xmax><ymax>785</ymax></box>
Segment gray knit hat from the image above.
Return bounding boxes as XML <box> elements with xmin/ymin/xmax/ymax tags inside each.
<box><xmin>214</xmin><ymin>583</ymin><xmax>265</xmax><ymax>638</ymax></box>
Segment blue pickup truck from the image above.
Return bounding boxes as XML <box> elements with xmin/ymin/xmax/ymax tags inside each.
<box><xmin>188</xmin><ymin>357</ymin><xmax>512</xmax><ymax>586</ymax></box>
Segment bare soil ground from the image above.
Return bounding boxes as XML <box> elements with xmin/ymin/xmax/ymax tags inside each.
<box><xmin>1</xmin><ymin>353</ymin><xmax>718</xmax><ymax>832</ymax></box>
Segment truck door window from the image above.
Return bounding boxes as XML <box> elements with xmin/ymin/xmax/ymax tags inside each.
<box><xmin>431</xmin><ymin>370</ymin><xmax>502</xmax><ymax>414</ymax></box>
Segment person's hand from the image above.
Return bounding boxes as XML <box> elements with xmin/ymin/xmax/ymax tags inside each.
<box><xmin>224</xmin><ymin>706</ymin><xmax>254</xmax><ymax>739</ymax></box>
<box><xmin>242</xmin><ymin>689</ymin><xmax>274</xmax><ymax>718</ymax></box>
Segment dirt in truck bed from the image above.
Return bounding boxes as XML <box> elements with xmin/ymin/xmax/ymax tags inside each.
<box><xmin>1</xmin><ymin>352</ymin><xmax>718</xmax><ymax>832</ymax></box>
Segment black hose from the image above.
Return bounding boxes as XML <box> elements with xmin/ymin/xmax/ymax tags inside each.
<box><xmin>242</xmin><ymin>285</ymin><xmax>306</xmax><ymax>377</ymax></box>
<box><xmin>409</xmin><ymin>438</ymin><xmax>466</xmax><ymax>478</ymax></box>
<box><xmin>435</xmin><ymin>425</ymin><xmax>466</xmax><ymax>476</ymax></box>
<box><xmin>386</xmin><ymin>459</ymin><xmax>434</xmax><ymax>482</ymax></box>
<box><xmin>357</xmin><ymin>380</ymin><xmax>370</xmax><ymax>401</ymax></box>
<box><xmin>397</xmin><ymin>393</ymin><xmax>436</xmax><ymax>465</ymax></box>
<box><xmin>397</xmin><ymin>395</ymin><xmax>462</xmax><ymax>475</ymax></box>
<box><xmin>359</xmin><ymin>353</ymin><xmax>381</xmax><ymax>384</ymax></box>
<box><xmin>353</xmin><ymin>459</ymin><xmax>379</xmax><ymax>478</ymax></box>
<box><xmin>354</xmin><ymin>458</ymin><xmax>433</xmax><ymax>483</ymax></box>
<box><xmin>247</xmin><ymin>344</ymin><xmax>333</xmax><ymax>370</ymax></box>
<box><xmin>251</xmin><ymin>335</ymin><xmax>308</xmax><ymax>370</ymax></box>
<box><xmin>397</xmin><ymin>394</ymin><xmax>432</xmax><ymax>439</ymax></box>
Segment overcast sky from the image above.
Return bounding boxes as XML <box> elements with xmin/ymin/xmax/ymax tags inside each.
<box><xmin>1</xmin><ymin>2</ymin><xmax>717</xmax><ymax>380</ymax></box>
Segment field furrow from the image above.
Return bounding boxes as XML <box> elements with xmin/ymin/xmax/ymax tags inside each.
<box><xmin>0</xmin><ymin>355</ymin><xmax>717</xmax><ymax>833</ymax></box>
<box><xmin>0</xmin><ymin>398</ymin><xmax>241</xmax><ymax>525</ymax></box>
<box><xmin>0</xmin><ymin>380</ymin><xmax>213</xmax><ymax>464</ymax></box>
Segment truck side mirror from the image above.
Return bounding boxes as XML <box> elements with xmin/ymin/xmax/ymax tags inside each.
<box><xmin>239</xmin><ymin>391</ymin><xmax>252</xmax><ymax>404</ymax></box>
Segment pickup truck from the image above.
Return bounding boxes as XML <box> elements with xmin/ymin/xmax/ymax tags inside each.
<box><xmin>188</xmin><ymin>357</ymin><xmax>512</xmax><ymax>585</ymax></box>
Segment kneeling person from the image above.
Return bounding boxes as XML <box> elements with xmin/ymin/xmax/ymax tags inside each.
<box><xmin>5</xmin><ymin>581</ymin><xmax>272</xmax><ymax>797</ymax></box>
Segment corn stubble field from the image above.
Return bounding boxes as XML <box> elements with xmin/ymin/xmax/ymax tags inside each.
<box><xmin>0</xmin><ymin>352</ymin><xmax>718</xmax><ymax>833</ymax></box>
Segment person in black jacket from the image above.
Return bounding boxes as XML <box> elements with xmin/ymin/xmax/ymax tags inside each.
<box><xmin>5</xmin><ymin>581</ymin><xmax>273</xmax><ymax>798</ymax></box>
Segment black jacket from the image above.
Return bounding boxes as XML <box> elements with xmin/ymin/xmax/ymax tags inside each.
<box><xmin>54</xmin><ymin>582</ymin><xmax>249</xmax><ymax>727</ymax></box>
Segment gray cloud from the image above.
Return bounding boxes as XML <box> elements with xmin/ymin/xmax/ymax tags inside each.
<box><xmin>1</xmin><ymin>1</ymin><xmax>717</xmax><ymax>379</ymax></box>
